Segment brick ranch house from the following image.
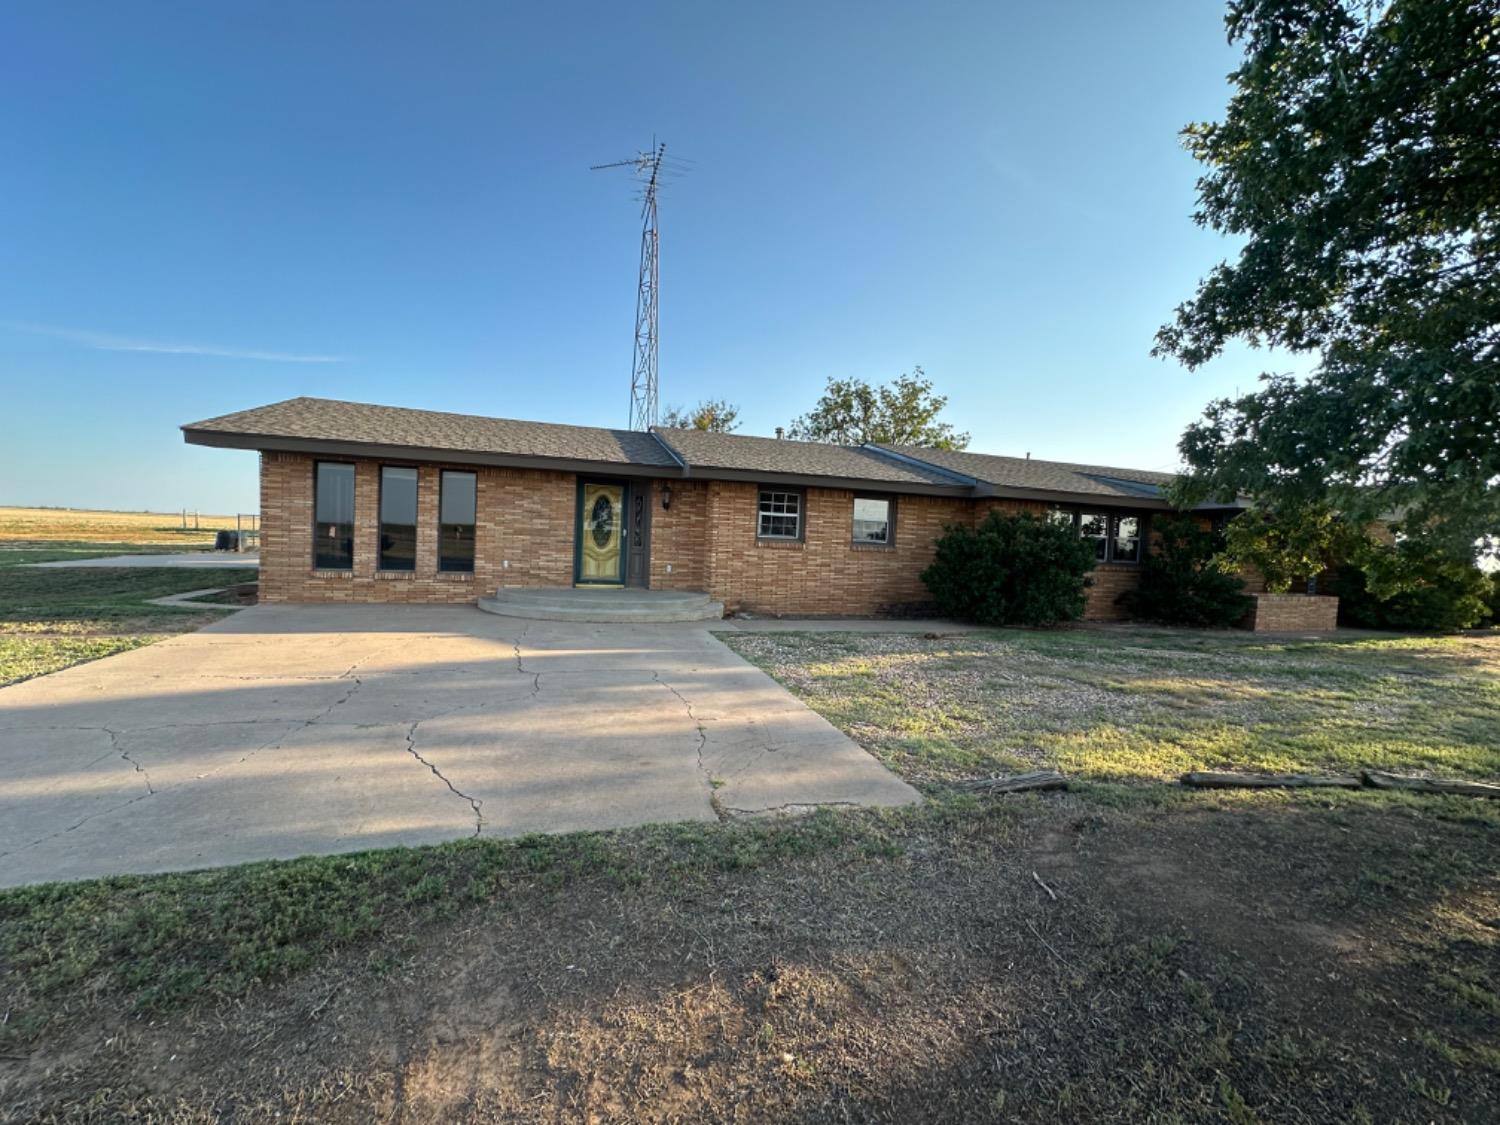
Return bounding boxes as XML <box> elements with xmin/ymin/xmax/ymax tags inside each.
<box><xmin>183</xmin><ymin>395</ymin><xmax>1266</xmax><ymax>621</ymax></box>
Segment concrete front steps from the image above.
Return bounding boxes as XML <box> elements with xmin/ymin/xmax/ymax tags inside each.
<box><xmin>477</xmin><ymin>587</ymin><xmax>725</xmax><ymax>623</ymax></box>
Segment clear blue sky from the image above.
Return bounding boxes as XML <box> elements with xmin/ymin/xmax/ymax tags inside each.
<box><xmin>1</xmin><ymin>0</ymin><xmax>1295</xmax><ymax>513</ymax></box>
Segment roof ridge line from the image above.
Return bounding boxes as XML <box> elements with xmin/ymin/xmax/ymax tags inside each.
<box><xmin>646</xmin><ymin>428</ymin><xmax>691</xmax><ymax>475</ymax></box>
<box><xmin>860</xmin><ymin>443</ymin><xmax>981</xmax><ymax>486</ymax></box>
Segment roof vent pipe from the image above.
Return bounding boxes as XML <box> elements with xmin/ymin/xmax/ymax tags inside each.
<box><xmin>1026</xmin><ymin>452</ymin><xmax>1031</xmax><ymax>460</ymax></box>
<box><xmin>775</xmin><ymin>427</ymin><xmax>784</xmax><ymax>440</ymax></box>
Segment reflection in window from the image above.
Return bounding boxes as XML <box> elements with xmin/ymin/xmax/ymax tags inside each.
<box><xmin>439</xmin><ymin>471</ymin><xmax>477</xmax><ymax>573</ymax></box>
<box><xmin>314</xmin><ymin>462</ymin><xmax>355</xmax><ymax>570</ymax></box>
<box><xmin>1079</xmin><ymin>512</ymin><xmax>1109</xmax><ymax>561</ymax></box>
<box><xmin>1112</xmin><ymin>515</ymin><xmax>1141</xmax><ymax>563</ymax></box>
<box><xmin>379</xmin><ymin>466</ymin><xmax>418</xmax><ymax>571</ymax></box>
<box><xmin>1048</xmin><ymin>509</ymin><xmax>1076</xmax><ymax>529</ymax></box>
<box><xmin>853</xmin><ymin>496</ymin><xmax>891</xmax><ymax>544</ymax></box>
<box><xmin>758</xmin><ymin>490</ymin><xmax>802</xmax><ymax>539</ymax></box>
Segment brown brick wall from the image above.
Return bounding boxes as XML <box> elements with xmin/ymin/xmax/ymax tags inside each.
<box><xmin>257</xmin><ymin>451</ymin><xmax>1153</xmax><ymax>620</ymax></box>
<box><xmin>1244</xmin><ymin>592</ymin><xmax>1340</xmax><ymax>632</ymax></box>
<box><xmin>699</xmin><ymin>482</ymin><xmax>972</xmax><ymax>616</ymax></box>
<box><xmin>258</xmin><ymin>453</ymin><xmax>573</xmax><ymax>604</ymax></box>
<box><xmin>650</xmin><ymin>480</ymin><xmax>710</xmax><ymax>591</ymax></box>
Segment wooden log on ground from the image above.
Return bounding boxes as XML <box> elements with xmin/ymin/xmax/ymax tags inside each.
<box><xmin>958</xmin><ymin>769</ymin><xmax>1068</xmax><ymax>794</ymax></box>
<box><xmin>1362</xmin><ymin>771</ymin><xmax>1500</xmax><ymax>798</ymax></box>
<box><xmin>1180</xmin><ymin>771</ymin><xmax>1363</xmax><ymax>790</ymax></box>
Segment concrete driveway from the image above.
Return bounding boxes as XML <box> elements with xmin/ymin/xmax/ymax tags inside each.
<box><xmin>0</xmin><ymin>606</ymin><xmax>917</xmax><ymax>887</ymax></box>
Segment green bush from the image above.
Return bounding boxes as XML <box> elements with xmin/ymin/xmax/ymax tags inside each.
<box><xmin>1122</xmin><ymin>515</ymin><xmax>1252</xmax><ymax>628</ymax></box>
<box><xmin>1331</xmin><ymin>543</ymin><xmax>1494</xmax><ymax>632</ymax></box>
<box><xmin>921</xmin><ymin>511</ymin><xmax>1095</xmax><ymax>626</ymax></box>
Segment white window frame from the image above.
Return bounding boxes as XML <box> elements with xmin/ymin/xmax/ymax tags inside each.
<box><xmin>757</xmin><ymin>488</ymin><xmax>804</xmax><ymax>541</ymax></box>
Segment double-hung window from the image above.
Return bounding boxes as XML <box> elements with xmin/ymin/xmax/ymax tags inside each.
<box><xmin>379</xmin><ymin>466</ymin><xmax>418</xmax><ymax>571</ymax></box>
<box><xmin>1078</xmin><ymin>512</ymin><xmax>1110</xmax><ymax>561</ymax></box>
<box><xmin>1080</xmin><ymin>510</ymin><xmax>1134</xmax><ymax>564</ymax></box>
<box><xmin>852</xmin><ymin>495</ymin><xmax>893</xmax><ymax>545</ymax></box>
<box><xmin>313</xmin><ymin>462</ymin><xmax>355</xmax><ymax>570</ymax></box>
<box><xmin>439</xmin><ymin>471</ymin><xmax>477</xmax><ymax>573</ymax></box>
<box><xmin>1111</xmin><ymin>515</ymin><xmax>1141</xmax><ymax>563</ymax></box>
<box><xmin>757</xmin><ymin>488</ymin><xmax>803</xmax><ymax>540</ymax></box>
<box><xmin>1059</xmin><ymin>508</ymin><xmax>1144</xmax><ymax>565</ymax></box>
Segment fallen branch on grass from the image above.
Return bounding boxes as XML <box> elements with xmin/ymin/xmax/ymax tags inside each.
<box><xmin>957</xmin><ymin>770</ymin><xmax>1068</xmax><ymax>794</ymax></box>
<box><xmin>1362</xmin><ymin>771</ymin><xmax>1500</xmax><ymax>799</ymax></box>
<box><xmin>1181</xmin><ymin>771</ymin><xmax>1362</xmax><ymax>790</ymax></box>
<box><xmin>1180</xmin><ymin>769</ymin><xmax>1500</xmax><ymax>799</ymax></box>
<box><xmin>1031</xmin><ymin>870</ymin><xmax>1059</xmax><ymax>901</ymax></box>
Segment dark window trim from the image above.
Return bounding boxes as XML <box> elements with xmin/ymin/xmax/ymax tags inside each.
<box><xmin>312</xmin><ymin>460</ymin><xmax>356</xmax><ymax>571</ymax></box>
<box><xmin>851</xmin><ymin>492</ymin><xmax>896</xmax><ymax>548</ymax></box>
<box><xmin>1052</xmin><ymin>506</ymin><xmax>1146</xmax><ymax>566</ymax></box>
<box><xmin>438</xmin><ymin>468</ymin><xmax>478</xmax><ymax>574</ymax></box>
<box><xmin>377</xmin><ymin>464</ymin><xmax>419</xmax><ymax>573</ymax></box>
<box><xmin>756</xmin><ymin>484</ymin><xmax>806</xmax><ymax>542</ymax></box>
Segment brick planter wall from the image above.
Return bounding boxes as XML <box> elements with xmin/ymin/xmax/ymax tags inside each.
<box><xmin>1243</xmin><ymin>592</ymin><xmax>1340</xmax><ymax>632</ymax></box>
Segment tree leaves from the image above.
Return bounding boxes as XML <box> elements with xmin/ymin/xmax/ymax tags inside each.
<box><xmin>787</xmin><ymin>367</ymin><xmax>970</xmax><ymax>449</ymax></box>
<box><xmin>1158</xmin><ymin>0</ymin><xmax>1500</xmax><ymax>556</ymax></box>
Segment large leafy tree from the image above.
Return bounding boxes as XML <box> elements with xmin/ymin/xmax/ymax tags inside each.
<box><xmin>787</xmin><ymin>367</ymin><xmax>970</xmax><ymax>448</ymax></box>
<box><xmin>1156</xmin><ymin>0</ymin><xmax>1500</xmax><ymax>557</ymax></box>
<box><xmin>658</xmin><ymin>398</ymin><xmax>741</xmax><ymax>433</ymax></box>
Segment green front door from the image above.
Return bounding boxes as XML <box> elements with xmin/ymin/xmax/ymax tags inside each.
<box><xmin>576</xmin><ymin>480</ymin><xmax>626</xmax><ymax>585</ymax></box>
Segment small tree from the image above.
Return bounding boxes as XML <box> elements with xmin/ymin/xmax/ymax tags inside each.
<box><xmin>1332</xmin><ymin>541</ymin><xmax>1495</xmax><ymax>631</ymax></box>
<box><xmin>1220</xmin><ymin>503</ymin><xmax>1360</xmax><ymax>593</ymax></box>
<box><xmin>659</xmin><ymin>399</ymin><xmax>740</xmax><ymax>433</ymax></box>
<box><xmin>788</xmin><ymin>368</ymin><xmax>969</xmax><ymax>448</ymax></box>
<box><xmin>1123</xmin><ymin>515</ymin><xmax>1252</xmax><ymax>628</ymax></box>
<box><xmin>921</xmin><ymin>511</ymin><xmax>1095</xmax><ymax>627</ymax></box>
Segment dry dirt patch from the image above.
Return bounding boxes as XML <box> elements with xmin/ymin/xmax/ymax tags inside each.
<box><xmin>5</xmin><ymin>794</ymin><xmax>1496</xmax><ymax>1123</ymax></box>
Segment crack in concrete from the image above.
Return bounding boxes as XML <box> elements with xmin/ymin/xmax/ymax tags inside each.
<box><xmin>106</xmin><ymin>728</ymin><xmax>154</xmax><ymax>795</ymax></box>
<box><xmin>511</xmin><ymin>628</ymin><xmax>542</xmax><ymax>696</ymax></box>
<box><xmin>653</xmin><ymin>672</ymin><xmax>727</xmax><ymax>822</ymax></box>
<box><xmin>403</xmin><ymin>720</ymin><xmax>484</xmax><ymax>836</ymax></box>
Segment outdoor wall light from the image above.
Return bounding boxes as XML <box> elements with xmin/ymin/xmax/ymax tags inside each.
<box><xmin>661</xmin><ymin>482</ymin><xmax>673</xmax><ymax>511</ymax></box>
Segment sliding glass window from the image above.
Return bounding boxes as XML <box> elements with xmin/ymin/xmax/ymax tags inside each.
<box><xmin>379</xmin><ymin>466</ymin><xmax>418</xmax><ymax>571</ymax></box>
<box><xmin>439</xmin><ymin>471</ymin><xmax>477</xmax><ymax>573</ymax></box>
<box><xmin>313</xmin><ymin>462</ymin><xmax>355</xmax><ymax>570</ymax></box>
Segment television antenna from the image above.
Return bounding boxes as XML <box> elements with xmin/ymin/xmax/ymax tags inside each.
<box><xmin>592</xmin><ymin>140</ymin><xmax>690</xmax><ymax>430</ymax></box>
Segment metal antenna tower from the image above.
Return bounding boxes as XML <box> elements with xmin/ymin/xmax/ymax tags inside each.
<box><xmin>592</xmin><ymin>141</ymin><xmax>686</xmax><ymax>431</ymax></box>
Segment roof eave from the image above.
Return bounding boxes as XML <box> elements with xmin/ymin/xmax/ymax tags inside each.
<box><xmin>183</xmin><ymin>428</ymin><xmax>976</xmax><ymax>495</ymax></box>
<box><xmin>181</xmin><ymin>428</ymin><xmax>679</xmax><ymax>480</ymax></box>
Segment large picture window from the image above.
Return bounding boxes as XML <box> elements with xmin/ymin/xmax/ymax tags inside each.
<box><xmin>439</xmin><ymin>470</ymin><xmax>477</xmax><ymax>573</ymax></box>
<box><xmin>852</xmin><ymin>496</ymin><xmax>893</xmax><ymax>545</ymax></box>
<box><xmin>757</xmin><ymin>488</ymin><xmax>803</xmax><ymax>540</ymax></box>
<box><xmin>313</xmin><ymin>462</ymin><xmax>355</xmax><ymax>570</ymax></box>
<box><xmin>379</xmin><ymin>466</ymin><xmax>418</xmax><ymax>571</ymax></box>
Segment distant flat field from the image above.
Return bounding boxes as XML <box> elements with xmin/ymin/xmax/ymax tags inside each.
<box><xmin>0</xmin><ymin>506</ymin><xmax>242</xmax><ymax>546</ymax></box>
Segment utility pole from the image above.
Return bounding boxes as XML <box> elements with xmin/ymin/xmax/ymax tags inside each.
<box><xmin>593</xmin><ymin>141</ymin><xmax>684</xmax><ymax>431</ymax></box>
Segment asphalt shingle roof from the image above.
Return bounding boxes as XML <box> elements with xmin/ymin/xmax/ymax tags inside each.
<box><xmin>876</xmin><ymin>445</ymin><xmax>1178</xmax><ymax>500</ymax></box>
<box><xmin>183</xmin><ymin>396</ymin><xmax>1200</xmax><ymax>502</ymax></box>
<box><xmin>184</xmin><ymin>397</ymin><xmax>680</xmax><ymax>467</ymax></box>
<box><xmin>652</xmin><ymin>428</ymin><xmax>961</xmax><ymax>486</ymax></box>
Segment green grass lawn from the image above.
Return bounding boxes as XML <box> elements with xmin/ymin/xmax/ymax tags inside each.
<box><xmin>0</xmin><ymin>565</ymin><xmax>256</xmax><ymax>685</ymax></box>
<box><xmin>719</xmin><ymin>626</ymin><xmax>1500</xmax><ymax>787</ymax></box>
<box><xmin>0</xmin><ymin>541</ymin><xmax>210</xmax><ymax>567</ymax></box>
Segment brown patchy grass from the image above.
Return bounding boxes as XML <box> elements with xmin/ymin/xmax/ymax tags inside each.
<box><xmin>720</xmin><ymin>626</ymin><xmax>1500</xmax><ymax>787</ymax></box>
<box><xmin>0</xmin><ymin>505</ymin><xmax>240</xmax><ymax>546</ymax></box>
<box><xmin>3</xmin><ymin>794</ymin><xmax>1497</xmax><ymax>1122</ymax></box>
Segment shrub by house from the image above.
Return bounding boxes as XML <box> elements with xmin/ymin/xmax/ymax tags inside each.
<box><xmin>921</xmin><ymin>511</ymin><xmax>1096</xmax><ymax>626</ymax></box>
